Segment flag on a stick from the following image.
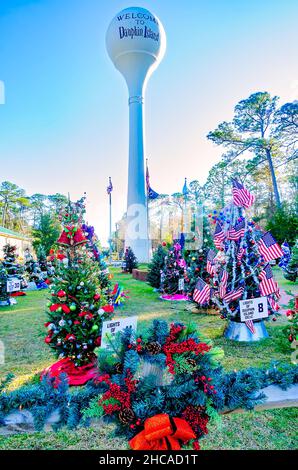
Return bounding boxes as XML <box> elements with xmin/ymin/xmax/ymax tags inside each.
<box><xmin>228</xmin><ymin>218</ymin><xmax>246</xmax><ymax>241</ymax></box>
<box><xmin>258</xmin><ymin>232</ymin><xmax>283</xmax><ymax>262</ymax></box>
<box><xmin>206</xmin><ymin>249</ymin><xmax>216</xmax><ymax>276</ymax></box>
<box><xmin>193</xmin><ymin>277</ymin><xmax>210</xmax><ymax>305</ymax></box>
<box><xmin>232</xmin><ymin>179</ymin><xmax>255</xmax><ymax>208</ymax></box>
<box><xmin>213</xmin><ymin>222</ymin><xmax>225</xmax><ymax>249</ymax></box>
<box><xmin>258</xmin><ymin>263</ymin><xmax>278</xmax><ymax>296</ymax></box>
<box><xmin>223</xmin><ymin>287</ymin><xmax>244</xmax><ymax>303</ymax></box>
<box><xmin>219</xmin><ymin>269</ymin><xmax>228</xmax><ymax>299</ymax></box>
<box><xmin>245</xmin><ymin>320</ymin><xmax>255</xmax><ymax>334</ymax></box>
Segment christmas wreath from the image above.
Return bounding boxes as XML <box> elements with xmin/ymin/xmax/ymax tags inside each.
<box><xmin>84</xmin><ymin>320</ymin><xmax>224</xmax><ymax>450</ymax></box>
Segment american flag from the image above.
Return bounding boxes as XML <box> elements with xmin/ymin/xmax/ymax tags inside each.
<box><xmin>107</xmin><ymin>177</ymin><xmax>113</xmax><ymax>195</ymax></box>
<box><xmin>206</xmin><ymin>249</ymin><xmax>216</xmax><ymax>276</ymax></box>
<box><xmin>228</xmin><ymin>218</ymin><xmax>245</xmax><ymax>241</ymax></box>
<box><xmin>268</xmin><ymin>296</ymin><xmax>280</xmax><ymax>311</ymax></box>
<box><xmin>219</xmin><ymin>269</ymin><xmax>228</xmax><ymax>298</ymax></box>
<box><xmin>237</xmin><ymin>246</ymin><xmax>246</xmax><ymax>261</ymax></box>
<box><xmin>193</xmin><ymin>277</ymin><xmax>210</xmax><ymax>305</ymax></box>
<box><xmin>223</xmin><ymin>286</ymin><xmax>244</xmax><ymax>303</ymax></box>
<box><xmin>213</xmin><ymin>222</ymin><xmax>225</xmax><ymax>249</ymax></box>
<box><xmin>245</xmin><ymin>320</ymin><xmax>255</xmax><ymax>334</ymax></box>
<box><xmin>258</xmin><ymin>263</ymin><xmax>278</xmax><ymax>296</ymax></box>
<box><xmin>232</xmin><ymin>179</ymin><xmax>255</xmax><ymax>209</ymax></box>
<box><xmin>258</xmin><ymin>232</ymin><xmax>283</xmax><ymax>262</ymax></box>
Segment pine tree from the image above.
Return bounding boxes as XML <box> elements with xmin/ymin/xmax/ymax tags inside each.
<box><xmin>147</xmin><ymin>244</ymin><xmax>167</xmax><ymax>288</ymax></box>
<box><xmin>124</xmin><ymin>247</ymin><xmax>138</xmax><ymax>273</ymax></box>
<box><xmin>44</xmin><ymin>197</ymin><xmax>114</xmax><ymax>366</ymax></box>
<box><xmin>161</xmin><ymin>242</ymin><xmax>188</xmax><ymax>294</ymax></box>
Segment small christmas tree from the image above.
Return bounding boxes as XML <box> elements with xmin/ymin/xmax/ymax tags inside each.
<box><xmin>124</xmin><ymin>247</ymin><xmax>138</xmax><ymax>273</ymax></box>
<box><xmin>284</xmin><ymin>239</ymin><xmax>298</xmax><ymax>282</ymax></box>
<box><xmin>0</xmin><ymin>265</ymin><xmax>10</xmax><ymax>306</ymax></box>
<box><xmin>161</xmin><ymin>242</ymin><xmax>189</xmax><ymax>295</ymax></box>
<box><xmin>147</xmin><ymin>244</ymin><xmax>167</xmax><ymax>289</ymax></box>
<box><xmin>44</xmin><ymin>196</ymin><xmax>114</xmax><ymax>371</ymax></box>
<box><xmin>2</xmin><ymin>244</ymin><xmax>26</xmax><ymax>289</ymax></box>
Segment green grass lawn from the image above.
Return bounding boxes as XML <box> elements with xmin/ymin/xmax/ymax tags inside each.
<box><xmin>0</xmin><ymin>268</ymin><xmax>297</xmax><ymax>450</ymax></box>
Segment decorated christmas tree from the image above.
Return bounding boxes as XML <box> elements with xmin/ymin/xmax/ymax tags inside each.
<box><xmin>161</xmin><ymin>242</ymin><xmax>189</xmax><ymax>297</ymax></box>
<box><xmin>42</xmin><ymin>196</ymin><xmax>114</xmax><ymax>385</ymax></box>
<box><xmin>0</xmin><ymin>265</ymin><xmax>10</xmax><ymax>306</ymax></box>
<box><xmin>2</xmin><ymin>244</ymin><xmax>26</xmax><ymax>289</ymax></box>
<box><xmin>200</xmin><ymin>180</ymin><xmax>282</xmax><ymax>340</ymax></box>
<box><xmin>147</xmin><ymin>244</ymin><xmax>167</xmax><ymax>289</ymax></box>
<box><xmin>283</xmin><ymin>239</ymin><xmax>298</xmax><ymax>282</ymax></box>
<box><xmin>123</xmin><ymin>247</ymin><xmax>138</xmax><ymax>273</ymax></box>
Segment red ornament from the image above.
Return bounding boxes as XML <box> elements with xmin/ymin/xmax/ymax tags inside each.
<box><xmin>136</xmin><ymin>338</ymin><xmax>142</xmax><ymax>343</ymax></box>
<box><xmin>57</xmin><ymin>290</ymin><xmax>67</xmax><ymax>298</ymax></box>
<box><xmin>44</xmin><ymin>335</ymin><xmax>52</xmax><ymax>344</ymax></box>
<box><xmin>93</xmin><ymin>293</ymin><xmax>101</xmax><ymax>301</ymax></box>
<box><xmin>162</xmin><ymin>242</ymin><xmax>166</xmax><ymax>246</ymax></box>
<box><xmin>95</xmin><ymin>336</ymin><xmax>101</xmax><ymax>346</ymax></box>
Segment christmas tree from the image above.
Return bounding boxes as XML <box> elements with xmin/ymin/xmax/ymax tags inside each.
<box><xmin>205</xmin><ymin>180</ymin><xmax>282</xmax><ymax>339</ymax></box>
<box><xmin>147</xmin><ymin>244</ymin><xmax>167</xmax><ymax>289</ymax></box>
<box><xmin>124</xmin><ymin>247</ymin><xmax>138</xmax><ymax>273</ymax></box>
<box><xmin>2</xmin><ymin>244</ymin><xmax>26</xmax><ymax>289</ymax></box>
<box><xmin>161</xmin><ymin>242</ymin><xmax>189</xmax><ymax>295</ymax></box>
<box><xmin>283</xmin><ymin>239</ymin><xmax>298</xmax><ymax>282</ymax></box>
<box><xmin>0</xmin><ymin>265</ymin><xmax>10</xmax><ymax>306</ymax></box>
<box><xmin>43</xmin><ymin>196</ymin><xmax>114</xmax><ymax>373</ymax></box>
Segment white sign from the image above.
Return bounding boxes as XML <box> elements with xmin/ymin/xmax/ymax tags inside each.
<box><xmin>7</xmin><ymin>278</ymin><xmax>21</xmax><ymax>293</ymax></box>
<box><xmin>240</xmin><ymin>297</ymin><xmax>268</xmax><ymax>322</ymax></box>
<box><xmin>101</xmin><ymin>316</ymin><xmax>138</xmax><ymax>349</ymax></box>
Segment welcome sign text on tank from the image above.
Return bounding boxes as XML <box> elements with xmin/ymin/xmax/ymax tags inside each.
<box><xmin>117</xmin><ymin>11</ymin><xmax>159</xmax><ymax>42</ymax></box>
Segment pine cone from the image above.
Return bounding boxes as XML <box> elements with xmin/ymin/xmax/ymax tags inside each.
<box><xmin>187</xmin><ymin>358</ymin><xmax>197</xmax><ymax>368</ymax></box>
<box><xmin>146</xmin><ymin>341</ymin><xmax>162</xmax><ymax>355</ymax></box>
<box><xmin>119</xmin><ymin>408</ymin><xmax>135</xmax><ymax>424</ymax></box>
<box><xmin>114</xmin><ymin>362</ymin><xmax>123</xmax><ymax>374</ymax></box>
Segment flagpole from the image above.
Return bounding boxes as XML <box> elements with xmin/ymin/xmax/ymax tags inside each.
<box><xmin>108</xmin><ymin>177</ymin><xmax>112</xmax><ymax>263</ymax></box>
<box><xmin>146</xmin><ymin>159</ymin><xmax>150</xmax><ymax>261</ymax></box>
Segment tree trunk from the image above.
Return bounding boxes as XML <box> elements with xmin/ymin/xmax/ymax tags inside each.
<box><xmin>265</xmin><ymin>149</ymin><xmax>281</xmax><ymax>208</ymax></box>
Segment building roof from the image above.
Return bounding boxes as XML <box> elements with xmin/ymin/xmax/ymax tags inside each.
<box><xmin>0</xmin><ymin>226</ymin><xmax>30</xmax><ymax>240</ymax></box>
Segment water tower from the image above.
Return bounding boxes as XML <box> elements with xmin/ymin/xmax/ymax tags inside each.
<box><xmin>106</xmin><ymin>6</ymin><xmax>166</xmax><ymax>262</ymax></box>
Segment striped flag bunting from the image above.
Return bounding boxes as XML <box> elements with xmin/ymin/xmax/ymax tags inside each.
<box><xmin>258</xmin><ymin>232</ymin><xmax>283</xmax><ymax>262</ymax></box>
<box><xmin>193</xmin><ymin>277</ymin><xmax>210</xmax><ymax>305</ymax></box>
<box><xmin>219</xmin><ymin>269</ymin><xmax>228</xmax><ymax>299</ymax></box>
<box><xmin>223</xmin><ymin>286</ymin><xmax>244</xmax><ymax>303</ymax></box>
<box><xmin>245</xmin><ymin>320</ymin><xmax>255</xmax><ymax>334</ymax></box>
<box><xmin>213</xmin><ymin>222</ymin><xmax>225</xmax><ymax>249</ymax></box>
<box><xmin>232</xmin><ymin>179</ymin><xmax>255</xmax><ymax>209</ymax></box>
<box><xmin>206</xmin><ymin>249</ymin><xmax>216</xmax><ymax>276</ymax></box>
<box><xmin>268</xmin><ymin>296</ymin><xmax>280</xmax><ymax>311</ymax></box>
<box><xmin>228</xmin><ymin>218</ymin><xmax>246</xmax><ymax>241</ymax></box>
<box><xmin>258</xmin><ymin>263</ymin><xmax>278</xmax><ymax>296</ymax></box>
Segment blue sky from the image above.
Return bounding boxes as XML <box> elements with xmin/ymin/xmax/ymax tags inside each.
<box><xmin>0</xmin><ymin>0</ymin><xmax>297</xmax><ymax>243</ymax></box>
